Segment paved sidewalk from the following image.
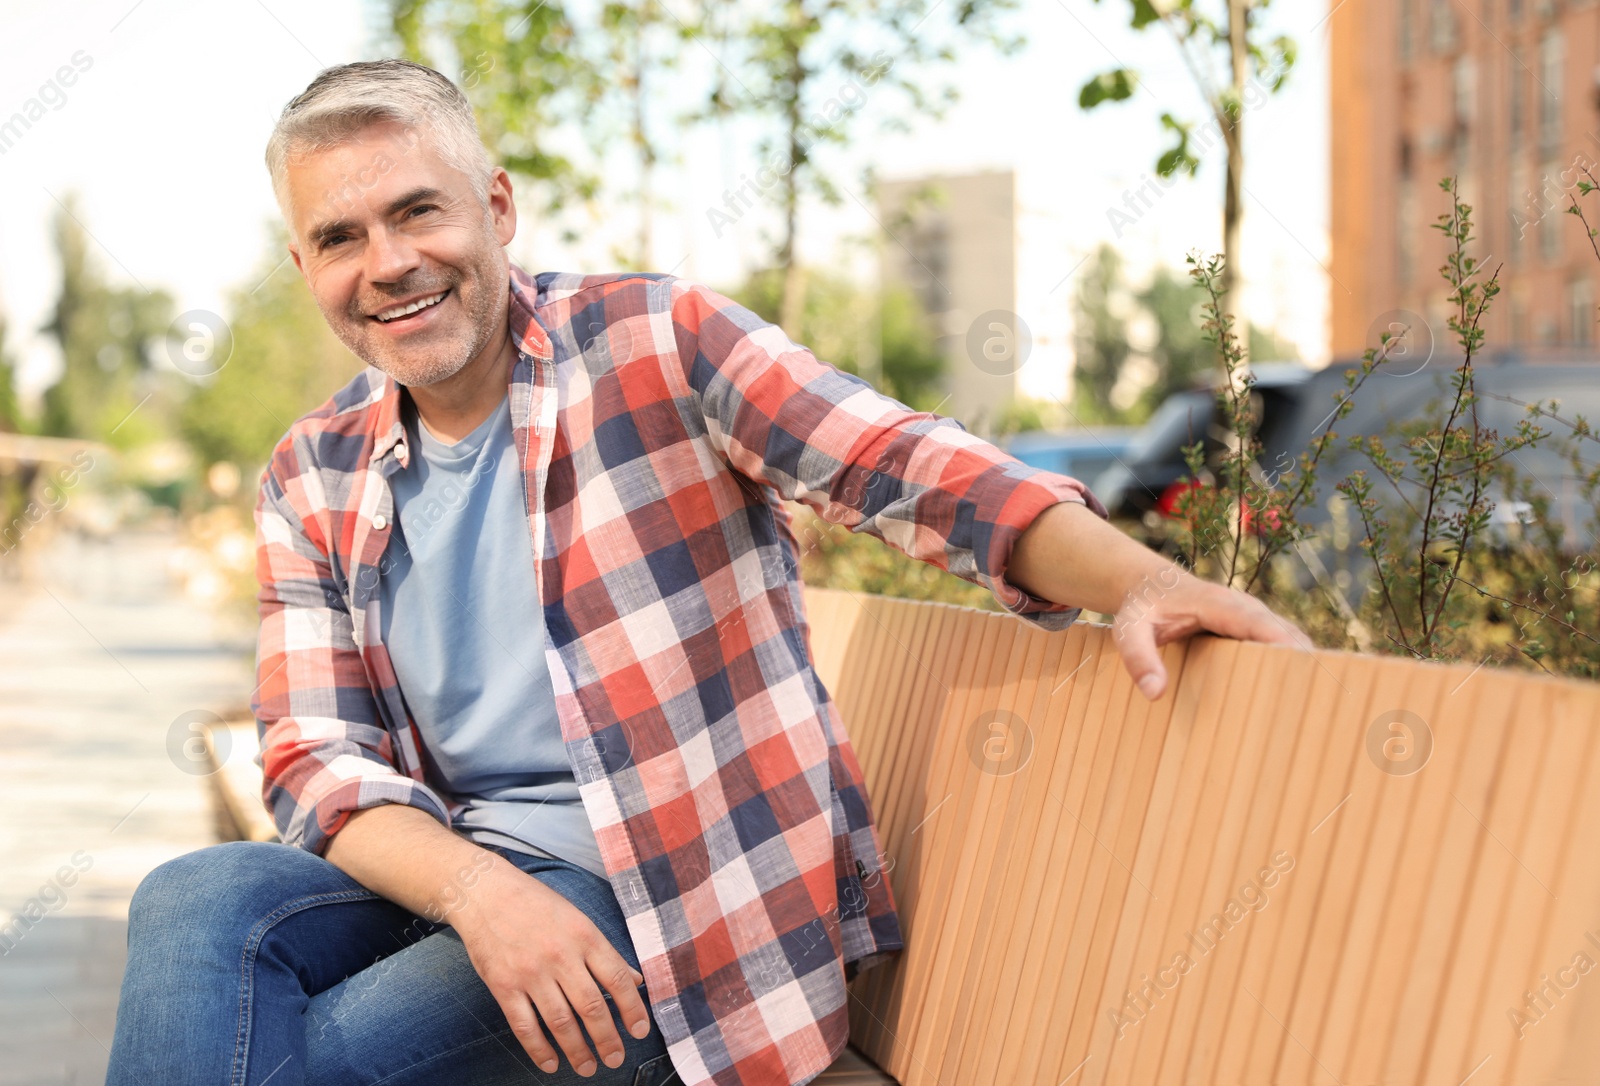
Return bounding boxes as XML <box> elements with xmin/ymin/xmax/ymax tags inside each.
<box><xmin>0</xmin><ymin>525</ymin><xmax>255</xmax><ymax>1085</ymax></box>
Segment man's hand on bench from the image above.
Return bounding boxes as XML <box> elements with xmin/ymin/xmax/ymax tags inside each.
<box><xmin>1010</xmin><ymin>500</ymin><xmax>1315</xmax><ymax>701</ymax></box>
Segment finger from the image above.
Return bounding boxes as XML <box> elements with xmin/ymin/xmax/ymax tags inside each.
<box><xmin>593</xmin><ymin>951</ymin><xmax>652</xmax><ymax>1041</ymax></box>
<box><xmin>1225</xmin><ymin>596</ymin><xmax>1316</xmax><ymax>651</ymax></box>
<box><xmin>1270</xmin><ymin>606</ymin><xmax>1316</xmax><ymax>649</ymax></box>
<box><xmin>556</xmin><ymin>960</ymin><xmax>633</xmax><ymax>1072</ymax></box>
<box><xmin>1114</xmin><ymin>605</ymin><xmax>1167</xmax><ymax>700</ymax></box>
<box><xmin>527</xmin><ymin>979</ymin><xmax>601</xmax><ymax>1076</ymax></box>
<box><xmin>1185</xmin><ymin>587</ymin><xmax>1312</xmax><ymax>651</ymax></box>
<box><xmin>1256</xmin><ymin>610</ymin><xmax>1315</xmax><ymax>651</ymax></box>
<box><xmin>492</xmin><ymin>989</ymin><xmax>562</xmax><ymax>1075</ymax></box>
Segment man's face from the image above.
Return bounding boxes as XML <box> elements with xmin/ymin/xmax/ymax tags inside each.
<box><xmin>285</xmin><ymin>121</ymin><xmax>517</xmax><ymax>388</ymax></box>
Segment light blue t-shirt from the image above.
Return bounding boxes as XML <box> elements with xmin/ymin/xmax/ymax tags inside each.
<box><xmin>377</xmin><ymin>388</ymin><xmax>606</xmax><ymax>878</ymax></box>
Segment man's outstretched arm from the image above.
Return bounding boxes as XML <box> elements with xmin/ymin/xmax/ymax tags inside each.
<box><xmin>1009</xmin><ymin>499</ymin><xmax>1313</xmax><ymax>700</ymax></box>
<box><xmin>671</xmin><ymin>278</ymin><xmax>1312</xmax><ymax>690</ymax></box>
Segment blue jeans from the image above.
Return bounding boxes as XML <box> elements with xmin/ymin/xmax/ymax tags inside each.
<box><xmin>106</xmin><ymin>840</ymin><xmax>677</xmax><ymax>1086</ymax></box>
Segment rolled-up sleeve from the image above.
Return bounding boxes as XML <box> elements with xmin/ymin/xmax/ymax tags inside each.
<box><xmin>251</xmin><ymin>447</ymin><xmax>452</xmax><ymax>855</ymax></box>
<box><xmin>671</xmin><ymin>279</ymin><xmax>1110</xmax><ymax>629</ymax></box>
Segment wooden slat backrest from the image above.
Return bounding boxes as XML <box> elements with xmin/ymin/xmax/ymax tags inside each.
<box><xmin>802</xmin><ymin>586</ymin><xmax>1600</xmax><ymax>1086</ymax></box>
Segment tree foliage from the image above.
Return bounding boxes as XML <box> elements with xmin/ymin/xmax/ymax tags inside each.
<box><xmin>179</xmin><ymin>233</ymin><xmax>367</xmax><ymax>474</ymax></box>
<box><xmin>39</xmin><ymin>193</ymin><xmax>175</xmax><ymax>448</ymax></box>
<box><xmin>0</xmin><ymin>313</ymin><xmax>20</xmax><ymax>434</ymax></box>
<box><xmin>388</xmin><ymin>0</ymin><xmax>605</xmax><ymax>216</ymax></box>
<box><xmin>702</xmin><ymin>0</ymin><xmax>1020</xmax><ymax>331</ymax></box>
<box><xmin>1070</xmin><ymin>244</ymin><xmax>1132</xmax><ymax>424</ymax></box>
<box><xmin>1078</xmin><ymin>0</ymin><xmax>1296</xmax><ymax>366</ymax></box>
<box><xmin>1133</xmin><ymin>264</ymin><xmax>1212</xmax><ymax>416</ymax></box>
<box><xmin>387</xmin><ymin>0</ymin><xmax>1021</xmax><ymax>332</ymax></box>
<box><xmin>727</xmin><ymin>265</ymin><xmax>945</xmax><ymax>411</ymax></box>
<box><xmin>875</xmin><ymin>282</ymin><xmax>945</xmax><ymax>411</ymax></box>
<box><xmin>595</xmin><ymin>0</ymin><xmax>683</xmax><ymax>267</ymax></box>
<box><xmin>1080</xmin><ymin>0</ymin><xmax>1293</xmax><ymax>178</ymax></box>
<box><xmin>1072</xmin><ymin>243</ymin><xmax>1297</xmax><ymax>426</ymax></box>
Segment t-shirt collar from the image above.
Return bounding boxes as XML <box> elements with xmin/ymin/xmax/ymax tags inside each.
<box><xmin>368</xmin><ymin>265</ymin><xmax>549</xmax><ymax>468</ymax></box>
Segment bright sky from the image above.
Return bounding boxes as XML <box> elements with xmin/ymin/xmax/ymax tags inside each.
<box><xmin>0</xmin><ymin>0</ymin><xmax>1332</xmax><ymax>405</ymax></box>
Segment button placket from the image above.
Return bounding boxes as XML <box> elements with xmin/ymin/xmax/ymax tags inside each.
<box><xmin>350</xmin><ymin>461</ymin><xmax>398</xmax><ymax>649</ymax></box>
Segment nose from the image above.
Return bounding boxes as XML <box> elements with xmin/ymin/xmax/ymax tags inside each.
<box><xmin>364</xmin><ymin>221</ymin><xmax>422</xmax><ymax>288</ymax></box>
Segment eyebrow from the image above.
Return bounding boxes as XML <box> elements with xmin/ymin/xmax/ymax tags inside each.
<box><xmin>307</xmin><ymin>186</ymin><xmax>447</xmax><ymax>248</ymax></box>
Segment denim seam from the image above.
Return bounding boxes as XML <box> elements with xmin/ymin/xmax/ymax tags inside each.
<box><xmin>363</xmin><ymin>983</ymin><xmax>658</xmax><ymax>1085</ymax></box>
<box><xmin>232</xmin><ymin>888</ymin><xmax>385</xmax><ymax>1086</ymax></box>
<box><xmin>368</xmin><ymin>1026</ymin><xmax>530</xmax><ymax>1086</ymax></box>
<box><xmin>369</xmin><ymin>1023</ymin><xmax>657</xmax><ymax>1086</ymax></box>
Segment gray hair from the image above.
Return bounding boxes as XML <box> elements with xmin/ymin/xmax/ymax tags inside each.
<box><xmin>265</xmin><ymin>59</ymin><xmax>495</xmax><ymax>227</ymax></box>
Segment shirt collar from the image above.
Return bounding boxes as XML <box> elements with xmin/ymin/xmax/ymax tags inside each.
<box><xmin>368</xmin><ymin>265</ymin><xmax>550</xmax><ymax>466</ymax></box>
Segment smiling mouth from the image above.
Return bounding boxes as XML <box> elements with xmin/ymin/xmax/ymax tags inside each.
<box><xmin>371</xmin><ymin>289</ymin><xmax>450</xmax><ymax>323</ymax></box>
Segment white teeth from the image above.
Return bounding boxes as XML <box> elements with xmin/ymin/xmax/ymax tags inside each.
<box><xmin>375</xmin><ymin>291</ymin><xmax>447</xmax><ymax>322</ymax></box>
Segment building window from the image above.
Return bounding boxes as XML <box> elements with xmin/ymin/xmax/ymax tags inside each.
<box><xmin>1543</xmin><ymin>162</ymin><xmax>1564</xmax><ymax>261</ymax></box>
<box><xmin>1454</xmin><ymin>57</ymin><xmax>1477</xmax><ymax>187</ymax></box>
<box><xmin>1510</xmin><ymin>59</ymin><xmax>1525</xmax><ymax>151</ymax></box>
<box><xmin>1431</xmin><ymin>0</ymin><xmax>1458</xmax><ymax>51</ymax></box>
<box><xmin>904</xmin><ymin>217</ymin><xmax>949</xmax><ymax>319</ymax></box>
<box><xmin>1510</xmin><ymin>161</ymin><xmax>1531</xmax><ymax>260</ymax></box>
<box><xmin>1399</xmin><ymin>141</ymin><xmax>1417</xmax><ymax>285</ymax></box>
<box><xmin>1571</xmin><ymin>279</ymin><xmax>1594</xmax><ymax>345</ymax></box>
<box><xmin>1539</xmin><ymin>30</ymin><xmax>1563</xmax><ymax>159</ymax></box>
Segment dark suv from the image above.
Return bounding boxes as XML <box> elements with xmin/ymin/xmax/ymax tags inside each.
<box><xmin>1092</xmin><ymin>357</ymin><xmax>1600</xmax><ymax>553</ymax></box>
<box><xmin>1090</xmin><ymin>362</ymin><xmax>1317</xmax><ymax>522</ymax></box>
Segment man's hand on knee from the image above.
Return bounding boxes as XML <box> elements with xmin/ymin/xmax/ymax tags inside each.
<box><xmin>323</xmin><ymin>805</ymin><xmax>651</xmax><ymax>1078</ymax></box>
<box><xmin>451</xmin><ymin>856</ymin><xmax>652</xmax><ymax>1078</ymax></box>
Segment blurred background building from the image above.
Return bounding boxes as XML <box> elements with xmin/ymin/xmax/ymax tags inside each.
<box><xmin>878</xmin><ymin>170</ymin><xmax>1021</xmax><ymax>431</ymax></box>
<box><xmin>1332</xmin><ymin>0</ymin><xmax>1600</xmax><ymax>358</ymax></box>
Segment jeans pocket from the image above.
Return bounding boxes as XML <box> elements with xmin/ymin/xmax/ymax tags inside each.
<box><xmin>630</xmin><ymin>1051</ymin><xmax>678</xmax><ymax>1086</ymax></box>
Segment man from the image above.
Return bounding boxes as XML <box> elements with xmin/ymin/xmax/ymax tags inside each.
<box><xmin>108</xmin><ymin>60</ymin><xmax>1307</xmax><ymax>1086</ymax></box>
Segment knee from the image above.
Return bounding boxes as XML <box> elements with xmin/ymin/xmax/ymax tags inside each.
<box><xmin>128</xmin><ymin>841</ymin><xmax>317</xmax><ymax>944</ymax></box>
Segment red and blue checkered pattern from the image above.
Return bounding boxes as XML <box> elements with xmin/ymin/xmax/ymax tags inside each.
<box><xmin>251</xmin><ymin>266</ymin><xmax>1105</xmax><ymax>1086</ymax></box>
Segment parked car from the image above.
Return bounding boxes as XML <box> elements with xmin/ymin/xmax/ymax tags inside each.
<box><xmin>1275</xmin><ymin>359</ymin><xmax>1600</xmax><ymax>550</ymax></box>
<box><xmin>1090</xmin><ymin>362</ymin><xmax>1315</xmax><ymax>521</ymax></box>
<box><xmin>1002</xmin><ymin>427</ymin><xmax>1138</xmax><ymax>491</ymax></box>
<box><xmin>1092</xmin><ymin>357</ymin><xmax>1600</xmax><ymax>567</ymax></box>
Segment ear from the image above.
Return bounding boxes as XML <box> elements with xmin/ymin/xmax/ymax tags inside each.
<box><xmin>486</xmin><ymin>167</ymin><xmax>517</xmax><ymax>247</ymax></box>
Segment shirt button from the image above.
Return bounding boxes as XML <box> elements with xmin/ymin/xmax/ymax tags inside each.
<box><xmin>393</xmin><ymin>442</ymin><xmax>408</xmax><ymax>461</ymax></box>
<box><xmin>373</xmin><ymin>514</ymin><xmax>389</xmax><ymax>530</ymax></box>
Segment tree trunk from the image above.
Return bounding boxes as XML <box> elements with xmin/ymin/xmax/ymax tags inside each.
<box><xmin>779</xmin><ymin>168</ymin><xmax>805</xmax><ymax>333</ymax></box>
<box><xmin>777</xmin><ymin>3</ymin><xmax>808</xmax><ymax>335</ymax></box>
<box><xmin>1223</xmin><ymin>0</ymin><xmax>1250</xmax><ymax>378</ymax></box>
<box><xmin>634</xmin><ymin>41</ymin><xmax>653</xmax><ymax>270</ymax></box>
<box><xmin>1218</xmin><ymin>0</ymin><xmax>1252</xmax><ymax>588</ymax></box>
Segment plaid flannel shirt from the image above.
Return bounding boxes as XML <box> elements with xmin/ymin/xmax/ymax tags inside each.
<box><xmin>251</xmin><ymin>265</ymin><xmax>1106</xmax><ymax>1086</ymax></box>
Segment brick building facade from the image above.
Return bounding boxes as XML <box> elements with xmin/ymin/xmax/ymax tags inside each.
<box><xmin>1332</xmin><ymin>0</ymin><xmax>1600</xmax><ymax>359</ymax></box>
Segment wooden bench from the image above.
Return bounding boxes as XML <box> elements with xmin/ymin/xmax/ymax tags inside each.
<box><xmin>209</xmin><ymin>586</ymin><xmax>1600</xmax><ymax>1084</ymax></box>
